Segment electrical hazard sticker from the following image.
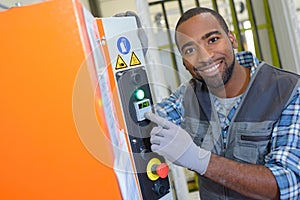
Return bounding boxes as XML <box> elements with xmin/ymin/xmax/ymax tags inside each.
<box><xmin>115</xmin><ymin>55</ymin><xmax>128</xmax><ymax>70</ymax></box>
<box><xmin>130</xmin><ymin>52</ymin><xmax>141</xmax><ymax>66</ymax></box>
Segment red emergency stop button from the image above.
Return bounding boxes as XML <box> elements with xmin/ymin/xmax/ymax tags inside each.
<box><xmin>147</xmin><ymin>158</ymin><xmax>169</xmax><ymax>181</ymax></box>
<box><xmin>152</xmin><ymin>163</ymin><xmax>169</xmax><ymax>178</ymax></box>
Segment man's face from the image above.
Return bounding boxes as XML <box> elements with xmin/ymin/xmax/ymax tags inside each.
<box><xmin>176</xmin><ymin>13</ymin><xmax>238</xmax><ymax>88</ymax></box>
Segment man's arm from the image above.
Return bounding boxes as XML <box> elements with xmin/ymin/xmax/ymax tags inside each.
<box><xmin>204</xmin><ymin>86</ymin><xmax>300</xmax><ymax>200</ymax></box>
<box><xmin>146</xmin><ymin>113</ymin><xmax>281</xmax><ymax>200</ymax></box>
<box><xmin>205</xmin><ymin>154</ymin><xmax>279</xmax><ymax>200</ymax></box>
<box><xmin>149</xmin><ymin>85</ymin><xmax>300</xmax><ymax>200</ymax></box>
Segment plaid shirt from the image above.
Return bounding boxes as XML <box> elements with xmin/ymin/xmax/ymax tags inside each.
<box><xmin>155</xmin><ymin>51</ymin><xmax>300</xmax><ymax>199</ymax></box>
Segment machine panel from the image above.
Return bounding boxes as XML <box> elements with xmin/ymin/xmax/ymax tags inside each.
<box><xmin>116</xmin><ymin>67</ymin><xmax>171</xmax><ymax>199</ymax></box>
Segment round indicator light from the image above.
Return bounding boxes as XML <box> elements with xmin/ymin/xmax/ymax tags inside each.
<box><xmin>135</xmin><ymin>89</ymin><xmax>145</xmax><ymax>100</ymax></box>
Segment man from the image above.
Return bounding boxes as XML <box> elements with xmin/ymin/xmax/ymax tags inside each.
<box><xmin>145</xmin><ymin>7</ymin><xmax>300</xmax><ymax>199</ymax></box>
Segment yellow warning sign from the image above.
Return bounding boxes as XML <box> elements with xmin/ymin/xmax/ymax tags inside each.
<box><xmin>130</xmin><ymin>52</ymin><xmax>141</xmax><ymax>66</ymax></box>
<box><xmin>115</xmin><ymin>55</ymin><xmax>128</xmax><ymax>70</ymax></box>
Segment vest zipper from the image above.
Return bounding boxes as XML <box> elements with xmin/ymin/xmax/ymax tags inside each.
<box><xmin>222</xmin><ymin>126</ymin><xmax>229</xmax><ymax>150</ymax></box>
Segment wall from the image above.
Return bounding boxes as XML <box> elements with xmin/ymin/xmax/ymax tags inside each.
<box><xmin>296</xmin><ymin>0</ymin><xmax>300</xmax><ymax>24</ymax></box>
<box><xmin>0</xmin><ymin>0</ymin><xmax>90</xmax><ymax>10</ymax></box>
<box><xmin>269</xmin><ymin>0</ymin><xmax>300</xmax><ymax>73</ymax></box>
<box><xmin>98</xmin><ymin>0</ymin><xmax>136</xmax><ymax>17</ymax></box>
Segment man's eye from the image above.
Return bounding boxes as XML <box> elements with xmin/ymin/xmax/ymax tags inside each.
<box><xmin>209</xmin><ymin>37</ymin><xmax>219</xmax><ymax>44</ymax></box>
<box><xmin>184</xmin><ymin>48</ymin><xmax>196</xmax><ymax>55</ymax></box>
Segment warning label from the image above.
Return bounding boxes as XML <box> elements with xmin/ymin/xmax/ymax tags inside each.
<box><xmin>117</xmin><ymin>37</ymin><xmax>131</xmax><ymax>55</ymax></box>
<box><xmin>115</xmin><ymin>55</ymin><xmax>128</xmax><ymax>70</ymax></box>
<box><xmin>130</xmin><ymin>52</ymin><xmax>141</xmax><ymax>66</ymax></box>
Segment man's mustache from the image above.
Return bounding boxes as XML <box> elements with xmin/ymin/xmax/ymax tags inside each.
<box><xmin>193</xmin><ymin>60</ymin><xmax>215</xmax><ymax>72</ymax></box>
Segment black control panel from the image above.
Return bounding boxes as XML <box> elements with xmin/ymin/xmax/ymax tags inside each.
<box><xmin>116</xmin><ymin>67</ymin><xmax>170</xmax><ymax>200</ymax></box>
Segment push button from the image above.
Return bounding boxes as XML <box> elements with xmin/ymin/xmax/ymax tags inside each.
<box><xmin>146</xmin><ymin>158</ymin><xmax>169</xmax><ymax>181</ymax></box>
<box><xmin>151</xmin><ymin>163</ymin><xmax>169</xmax><ymax>178</ymax></box>
<box><xmin>153</xmin><ymin>181</ymin><xmax>168</xmax><ymax>196</ymax></box>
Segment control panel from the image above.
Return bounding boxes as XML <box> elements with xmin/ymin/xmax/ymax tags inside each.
<box><xmin>116</xmin><ymin>66</ymin><xmax>170</xmax><ymax>200</ymax></box>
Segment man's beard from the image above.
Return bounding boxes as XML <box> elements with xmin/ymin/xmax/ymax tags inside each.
<box><xmin>197</xmin><ymin>55</ymin><xmax>235</xmax><ymax>89</ymax></box>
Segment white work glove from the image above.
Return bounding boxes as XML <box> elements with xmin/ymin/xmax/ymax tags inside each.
<box><xmin>145</xmin><ymin>112</ymin><xmax>211</xmax><ymax>175</ymax></box>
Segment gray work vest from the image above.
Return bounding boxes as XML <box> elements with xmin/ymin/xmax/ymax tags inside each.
<box><xmin>182</xmin><ymin>62</ymin><xmax>300</xmax><ymax>200</ymax></box>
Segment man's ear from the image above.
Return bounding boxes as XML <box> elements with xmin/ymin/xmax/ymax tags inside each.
<box><xmin>228</xmin><ymin>31</ymin><xmax>238</xmax><ymax>49</ymax></box>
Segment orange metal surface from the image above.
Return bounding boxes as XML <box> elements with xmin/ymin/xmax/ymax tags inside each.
<box><xmin>0</xmin><ymin>0</ymin><xmax>121</xmax><ymax>199</ymax></box>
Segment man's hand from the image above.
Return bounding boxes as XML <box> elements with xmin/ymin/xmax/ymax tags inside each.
<box><xmin>145</xmin><ymin>112</ymin><xmax>211</xmax><ymax>175</ymax></box>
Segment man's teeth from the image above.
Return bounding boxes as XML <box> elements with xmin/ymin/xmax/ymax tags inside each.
<box><xmin>203</xmin><ymin>63</ymin><xmax>220</xmax><ymax>73</ymax></box>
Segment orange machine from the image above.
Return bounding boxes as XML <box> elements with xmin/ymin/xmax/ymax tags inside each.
<box><xmin>0</xmin><ymin>0</ymin><xmax>121</xmax><ymax>199</ymax></box>
<box><xmin>0</xmin><ymin>0</ymin><xmax>173</xmax><ymax>199</ymax></box>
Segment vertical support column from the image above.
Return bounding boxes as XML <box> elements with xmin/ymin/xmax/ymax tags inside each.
<box><xmin>262</xmin><ymin>0</ymin><xmax>281</xmax><ymax>67</ymax></box>
<box><xmin>88</xmin><ymin>0</ymin><xmax>101</xmax><ymax>17</ymax></box>
<box><xmin>245</xmin><ymin>0</ymin><xmax>262</xmax><ymax>60</ymax></box>
<box><xmin>178</xmin><ymin>0</ymin><xmax>184</xmax><ymax>15</ymax></box>
<box><xmin>135</xmin><ymin>0</ymin><xmax>171</xmax><ymax>102</ymax></box>
<box><xmin>268</xmin><ymin>0</ymin><xmax>300</xmax><ymax>73</ymax></box>
<box><xmin>211</xmin><ymin>0</ymin><xmax>219</xmax><ymax>13</ymax></box>
<box><xmin>229</xmin><ymin>0</ymin><xmax>244</xmax><ymax>52</ymax></box>
<box><xmin>195</xmin><ymin>0</ymin><xmax>200</xmax><ymax>7</ymax></box>
<box><xmin>159</xmin><ymin>1</ymin><xmax>180</xmax><ymax>86</ymax></box>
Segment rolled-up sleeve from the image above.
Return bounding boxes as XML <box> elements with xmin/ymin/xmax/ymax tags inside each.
<box><xmin>155</xmin><ymin>83</ymin><xmax>186</xmax><ymax>125</ymax></box>
<box><xmin>265</xmin><ymin>86</ymin><xmax>300</xmax><ymax>200</ymax></box>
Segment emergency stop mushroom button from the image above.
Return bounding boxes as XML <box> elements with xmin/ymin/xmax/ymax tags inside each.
<box><xmin>147</xmin><ymin>158</ymin><xmax>169</xmax><ymax>181</ymax></box>
<box><xmin>152</xmin><ymin>163</ymin><xmax>169</xmax><ymax>178</ymax></box>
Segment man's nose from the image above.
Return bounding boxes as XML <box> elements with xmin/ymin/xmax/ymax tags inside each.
<box><xmin>197</xmin><ymin>46</ymin><xmax>214</xmax><ymax>62</ymax></box>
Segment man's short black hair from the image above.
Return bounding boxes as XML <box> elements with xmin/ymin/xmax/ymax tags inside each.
<box><xmin>175</xmin><ymin>7</ymin><xmax>229</xmax><ymax>51</ymax></box>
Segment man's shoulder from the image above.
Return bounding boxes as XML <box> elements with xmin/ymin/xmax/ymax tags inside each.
<box><xmin>259</xmin><ymin>62</ymin><xmax>300</xmax><ymax>79</ymax></box>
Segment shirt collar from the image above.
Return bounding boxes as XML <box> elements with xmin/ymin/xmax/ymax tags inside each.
<box><xmin>236</xmin><ymin>51</ymin><xmax>259</xmax><ymax>77</ymax></box>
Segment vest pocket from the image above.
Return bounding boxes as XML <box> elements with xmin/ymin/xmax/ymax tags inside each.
<box><xmin>233</xmin><ymin>128</ymin><xmax>272</xmax><ymax>164</ymax></box>
<box><xmin>241</xmin><ymin>135</ymin><xmax>271</xmax><ymax>141</ymax></box>
<box><xmin>233</xmin><ymin>143</ymin><xmax>258</xmax><ymax>164</ymax></box>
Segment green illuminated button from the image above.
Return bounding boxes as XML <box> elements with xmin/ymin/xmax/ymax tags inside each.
<box><xmin>135</xmin><ymin>89</ymin><xmax>145</xmax><ymax>100</ymax></box>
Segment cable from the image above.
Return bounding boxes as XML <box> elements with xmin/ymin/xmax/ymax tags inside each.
<box><xmin>0</xmin><ymin>3</ymin><xmax>9</xmax><ymax>9</ymax></box>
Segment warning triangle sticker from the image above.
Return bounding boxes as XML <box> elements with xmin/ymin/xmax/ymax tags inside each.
<box><xmin>115</xmin><ymin>55</ymin><xmax>128</xmax><ymax>70</ymax></box>
<box><xmin>130</xmin><ymin>52</ymin><xmax>141</xmax><ymax>66</ymax></box>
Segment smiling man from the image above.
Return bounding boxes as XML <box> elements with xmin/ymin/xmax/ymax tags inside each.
<box><xmin>175</xmin><ymin>8</ymin><xmax>249</xmax><ymax>98</ymax></box>
<box><xmin>146</xmin><ymin>7</ymin><xmax>300</xmax><ymax>200</ymax></box>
